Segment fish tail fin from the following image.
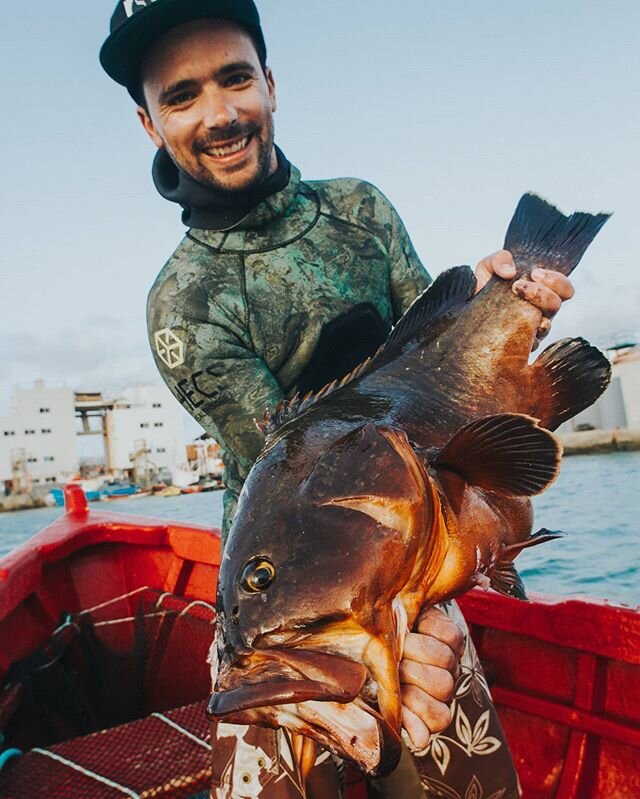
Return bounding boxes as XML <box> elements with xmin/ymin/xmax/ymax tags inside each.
<box><xmin>504</xmin><ymin>193</ymin><xmax>610</xmax><ymax>276</ymax></box>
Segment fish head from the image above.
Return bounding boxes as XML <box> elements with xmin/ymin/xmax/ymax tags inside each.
<box><xmin>210</xmin><ymin>420</ymin><xmax>441</xmax><ymax>775</ymax></box>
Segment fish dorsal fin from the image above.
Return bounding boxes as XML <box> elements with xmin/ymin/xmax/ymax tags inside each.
<box><xmin>504</xmin><ymin>193</ymin><xmax>610</xmax><ymax>277</ymax></box>
<box><xmin>433</xmin><ymin>413</ymin><xmax>561</xmax><ymax>496</ymax></box>
<box><xmin>259</xmin><ymin>360</ymin><xmax>375</xmax><ymax>435</ymax></box>
<box><xmin>529</xmin><ymin>337</ymin><xmax>611</xmax><ymax>430</ymax></box>
<box><xmin>382</xmin><ymin>265</ymin><xmax>477</xmax><ymax>353</ymax></box>
<box><xmin>261</xmin><ymin>266</ymin><xmax>476</xmax><ymax>436</ymax></box>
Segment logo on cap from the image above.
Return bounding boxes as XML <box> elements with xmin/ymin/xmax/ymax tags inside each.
<box><xmin>154</xmin><ymin>328</ymin><xmax>185</xmax><ymax>370</ymax></box>
<box><xmin>122</xmin><ymin>0</ymin><xmax>159</xmax><ymax>19</ymax></box>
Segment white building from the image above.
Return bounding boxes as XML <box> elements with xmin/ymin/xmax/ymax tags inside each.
<box><xmin>107</xmin><ymin>384</ymin><xmax>187</xmax><ymax>475</ymax></box>
<box><xmin>0</xmin><ymin>381</ymin><xmax>79</xmax><ymax>487</ymax></box>
<box><xmin>612</xmin><ymin>346</ymin><xmax>640</xmax><ymax>428</ymax></box>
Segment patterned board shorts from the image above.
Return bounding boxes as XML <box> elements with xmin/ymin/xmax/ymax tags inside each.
<box><xmin>209</xmin><ymin>601</ymin><xmax>522</xmax><ymax>799</ymax></box>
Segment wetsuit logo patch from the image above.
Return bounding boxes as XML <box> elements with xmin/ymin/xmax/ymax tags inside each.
<box><xmin>154</xmin><ymin>328</ymin><xmax>185</xmax><ymax>370</ymax></box>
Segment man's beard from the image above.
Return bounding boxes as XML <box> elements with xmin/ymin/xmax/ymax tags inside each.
<box><xmin>185</xmin><ymin>120</ymin><xmax>275</xmax><ymax>196</ymax></box>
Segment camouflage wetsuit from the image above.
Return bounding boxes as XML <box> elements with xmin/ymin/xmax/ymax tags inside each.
<box><xmin>147</xmin><ymin>164</ymin><xmax>521</xmax><ymax>798</ymax></box>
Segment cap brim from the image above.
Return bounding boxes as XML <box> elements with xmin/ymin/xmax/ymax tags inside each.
<box><xmin>100</xmin><ymin>0</ymin><xmax>264</xmax><ymax>88</ymax></box>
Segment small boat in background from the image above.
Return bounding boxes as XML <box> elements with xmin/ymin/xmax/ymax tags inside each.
<box><xmin>154</xmin><ymin>485</ymin><xmax>182</xmax><ymax>498</ymax></box>
<box><xmin>48</xmin><ymin>480</ymin><xmax>141</xmax><ymax>506</ymax></box>
<box><xmin>99</xmin><ymin>482</ymin><xmax>140</xmax><ymax>500</ymax></box>
<box><xmin>180</xmin><ymin>484</ymin><xmax>203</xmax><ymax>495</ymax></box>
<box><xmin>0</xmin><ymin>486</ymin><xmax>638</xmax><ymax>797</ymax></box>
<box><xmin>48</xmin><ymin>476</ymin><xmax>107</xmax><ymax>506</ymax></box>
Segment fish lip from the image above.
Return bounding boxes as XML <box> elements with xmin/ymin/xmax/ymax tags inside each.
<box><xmin>208</xmin><ymin>648</ymin><xmax>403</xmax><ymax>776</ymax></box>
<box><xmin>208</xmin><ymin>694</ymin><xmax>403</xmax><ymax>777</ymax></box>
<box><xmin>208</xmin><ymin>647</ymin><xmax>368</xmax><ymax>718</ymax></box>
<box><xmin>207</xmin><ymin>676</ymin><xmax>359</xmax><ymax>718</ymax></box>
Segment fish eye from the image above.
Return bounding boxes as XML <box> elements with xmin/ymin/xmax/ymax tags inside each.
<box><xmin>240</xmin><ymin>558</ymin><xmax>276</xmax><ymax>594</ymax></box>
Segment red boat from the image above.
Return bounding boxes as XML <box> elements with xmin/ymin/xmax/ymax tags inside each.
<box><xmin>0</xmin><ymin>485</ymin><xmax>638</xmax><ymax>798</ymax></box>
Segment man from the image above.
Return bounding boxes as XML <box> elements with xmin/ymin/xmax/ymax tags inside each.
<box><xmin>100</xmin><ymin>2</ymin><xmax>573</xmax><ymax>797</ymax></box>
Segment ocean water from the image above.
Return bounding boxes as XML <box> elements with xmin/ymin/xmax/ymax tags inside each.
<box><xmin>0</xmin><ymin>452</ymin><xmax>638</xmax><ymax>607</ymax></box>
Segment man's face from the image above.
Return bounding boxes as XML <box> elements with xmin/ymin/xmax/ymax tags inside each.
<box><xmin>138</xmin><ymin>19</ymin><xmax>277</xmax><ymax>193</ymax></box>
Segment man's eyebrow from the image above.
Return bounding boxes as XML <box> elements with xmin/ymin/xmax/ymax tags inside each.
<box><xmin>159</xmin><ymin>79</ymin><xmax>198</xmax><ymax>105</ymax></box>
<box><xmin>214</xmin><ymin>60</ymin><xmax>257</xmax><ymax>80</ymax></box>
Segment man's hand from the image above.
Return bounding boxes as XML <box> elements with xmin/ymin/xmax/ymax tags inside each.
<box><xmin>475</xmin><ymin>249</ymin><xmax>575</xmax><ymax>346</ymax></box>
<box><xmin>400</xmin><ymin>607</ymin><xmax>465</xmax><ymax>750</ymax></box>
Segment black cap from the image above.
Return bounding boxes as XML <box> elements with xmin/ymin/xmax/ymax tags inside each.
<box><xmin>100</xmin><ymin>0</ymin><xmax>267</xmax><ymax>90</ymax></box>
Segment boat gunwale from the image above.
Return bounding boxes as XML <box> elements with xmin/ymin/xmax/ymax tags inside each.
<box><xmin>0</xmin><ymin>485</ymin><xmax>220</xmax><ymax>621</ymax></box>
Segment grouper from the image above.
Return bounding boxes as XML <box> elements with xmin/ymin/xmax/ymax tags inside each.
<box><xmin>207</xmin><ymin>194</ymin><xmax>611</xmax><ymax>776</ymax></box>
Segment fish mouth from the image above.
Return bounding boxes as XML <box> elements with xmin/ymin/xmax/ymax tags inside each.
<box><xmin>207</xmin><ymin>648</ymin><xmax>402</xmax><ymax>776</ymax></box>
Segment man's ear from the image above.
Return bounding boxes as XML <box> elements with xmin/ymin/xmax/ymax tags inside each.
<box><xmin>137</xmin><ymin>106</ymin><xmax>164</xmax><ymax>149</ymax></box>
<box><xmin>265</xmin><ymin>66</ymin><xmax>277</xmax><ymax>113</ymax></box>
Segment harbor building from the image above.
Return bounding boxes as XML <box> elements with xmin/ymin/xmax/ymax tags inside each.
<box><xmin>0</xmin><ymin>381</ymin><xmax>79</xmax><ymax>489</ymax></box>
<box><xmin>106</xmin><ymin>384</ymin><xmax>186</xmax><ymax>476</ymax></box>
<box><xmin>612</xmin><ymin>345</ymin><xmax>640</xmax><ymax>428</ymax></box>
<box><xmin>1</xmin><ymin>381</ymin><xmax>188</xmax><ymax>494</ymax></box>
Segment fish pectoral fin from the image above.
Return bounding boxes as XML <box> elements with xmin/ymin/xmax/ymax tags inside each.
<box><xmin>502</xmin><ymin>527</ymin><xmax>565</xmax><ymax>558</ymax></box>
<box><xmin>490</xmin><ymin>561</ymin><xmax>527</xmax><ymax>600</ymax></box>
<box><xmin>433</xmin><ymin>413</ymin><xmax>561</xmax><ymax>497</ymax></box>
<box><xmin>490</xmin><ymin>529</ymin><xmax>564</xmax><ymax>601</ymax></box>
<box><xmin>530</xmin><ymin>338</ymin><xmax>611</xmax><ymax>431</ymax></box>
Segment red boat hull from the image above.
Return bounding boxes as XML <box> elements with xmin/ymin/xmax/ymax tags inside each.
<box><xmin>0</xmin><ymin>485</ymin><xmax>638</xmax><ymax>797</ymax></box>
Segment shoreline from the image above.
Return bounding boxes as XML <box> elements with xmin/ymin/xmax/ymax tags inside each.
<box><xmin>2</xmin><ymin>432</ymin><xmax>639</xmax><ymax>512</ymax></box>
<box><xmin>558</xmin><ymin>428</ymin><xmax>640</xmax><ymax>456</ymax></box>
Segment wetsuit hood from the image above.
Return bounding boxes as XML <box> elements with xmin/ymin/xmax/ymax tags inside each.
<box><xmin>152</xmin><ymin>145</ymin><xmax>291</xmax><ymax>230</ymax></box>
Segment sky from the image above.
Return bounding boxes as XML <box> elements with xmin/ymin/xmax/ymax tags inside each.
<box><xmin>1</xmin><ymin>0</ymin><xmax>638</xmax><ymax>432</ymax></box>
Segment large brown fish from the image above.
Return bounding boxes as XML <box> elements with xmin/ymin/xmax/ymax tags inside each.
<box><xmin>207</xmin><ymin>194</ymin><xmax>611</xmax><ymax>776</ymax></box>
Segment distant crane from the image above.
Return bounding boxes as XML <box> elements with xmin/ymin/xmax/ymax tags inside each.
<box><xmin>129</xmin><ymin>439</ymin><xmax>158</xmax><ymax>487</ymax></box>
<box><xmin>10</xmin><ymin>448</ymin><xmax>33</xmax><ymax>496</ymax></box>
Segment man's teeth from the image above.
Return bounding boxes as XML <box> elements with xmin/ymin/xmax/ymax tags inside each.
<box><xmin>208</xmin><ymin>137</ymin><xmax>249</xmax><ymax>157</ymax></box>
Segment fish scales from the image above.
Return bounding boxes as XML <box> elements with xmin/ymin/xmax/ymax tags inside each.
<box><xmin>208</xmin><ymin>194</ymin><xmax>612</xmax><ymax>777</ymax></box>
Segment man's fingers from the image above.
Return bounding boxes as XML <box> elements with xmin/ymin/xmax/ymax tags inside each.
<box><xmin>475</xmin><ymin>249</ymin><xmax>515</xmax><ymax>292</ymax></box>
<box><xmin>536</xmin><ymin>317</ymin><xmax>552</xmax><ymax>340</ymax></box>
<box><xmin>513</xmin><ymin>280</ymin><xmax>563</xmax><ymax>319</ymax></box>
<box><xmin>399</xmin><ymin>660</ymin><xmax>455</xmax><ymax>702</ymax></box>
<box><xmin>531</xmin><ymin>268</ymin><xmax>575</xmax><ymax>301</ymax></box>
<box><xmin>415</xmin><ymin>607</ymin><xmax>466</xmax><ymax>658</ymax></box>
<box><xmin>402</xmin><ymin>707</ymin><xmax>431</xmax><ymax>751</ymax></box>
<box><xmin>401</xmin><ymin>685</ymin><xmax>452</xmax><ymax>735</ymax></box>
<box><xmin>402</xmin><ymin>632</ymin><xmax>457</xmax><ymax>671</ymax></box>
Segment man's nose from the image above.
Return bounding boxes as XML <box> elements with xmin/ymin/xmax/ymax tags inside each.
<box><xmin>202</xmin><ymin>89</ymin><xmax>239</xmax><ymax>129</ymax></box>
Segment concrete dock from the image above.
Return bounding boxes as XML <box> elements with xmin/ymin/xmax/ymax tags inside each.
<box><xmin>558</xmin><ymin>428</ymin><xmax>640</xmax><ymax>456</ymax></box>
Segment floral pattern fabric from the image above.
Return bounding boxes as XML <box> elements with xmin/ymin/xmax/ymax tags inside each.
<box><xmin>409</xmin><ymin>601</ymin><xmax>522</xmax><ymax>799</ymax></box>
<box><xmin>209</xmin><ymin>602</ymin><xmax>521</xmax><ymax>799</ymax></box>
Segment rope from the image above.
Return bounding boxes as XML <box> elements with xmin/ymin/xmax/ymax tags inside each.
<box><xmin>177</xmin><ymin>600</ymin><xmax>216</xmax><ymax>618</ymax></box>
<box><xmin>93</xmin><ymin>611</ymin><xmax>169</xmax><ymax>628</ymax></box>
<box><xmin>151</xmin><ymin>713</ymin><xmax>211</xmax><ymax>750</ymax></box>
<box><xmin>79</xmin><ymin>586</ymin><xmax>151</xmax><ymax>616</ymax></box>
<box><xmin>31</xmin><ymin>749</ymin><xmax>141</xmax><ymax>797</ymax></box>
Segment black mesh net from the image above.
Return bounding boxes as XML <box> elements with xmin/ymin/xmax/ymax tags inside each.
<box><xmin>0</xmin><ymin>590</ymin><xmax>215</xmax><ymax>798</ymax></box>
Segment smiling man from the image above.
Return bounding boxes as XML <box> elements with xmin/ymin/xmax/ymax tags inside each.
<box><xmin>138</xmin><ymin>18</ymin><xmax>277</xmax><ymax>194</ymax></box>
<box><xmin>100</xmin><ymin>2</ymin><xmax>572</xmax><ymax>797</ymax></box>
